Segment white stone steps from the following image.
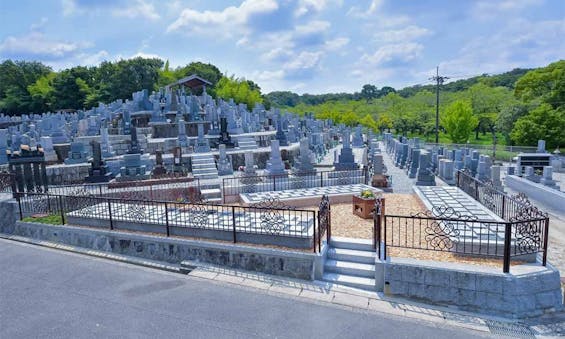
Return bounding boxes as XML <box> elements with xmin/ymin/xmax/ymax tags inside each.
<box><xmin>321</xmin><ymin>273</ymin><xmax>375</xmax><ymax>291</ymax></box>
<box><xmin>324</xmin><ymin>259</ymin><xmax>375</xmax><ymax>278</ymax></box>
<box><xmin>327</xmin><ymin>247</ymin><xmax>376</xmax><ymax>264</ymax></box>
<box><xmin>330</xmin><ymin>236</ymin><xmax>374</xmax><ymax>252</ymax></box>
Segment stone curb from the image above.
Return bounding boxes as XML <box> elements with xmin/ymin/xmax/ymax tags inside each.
<box><xmin>2</xmin><ymin>234</ymin><xmax>563</xmax><ymax>337</ymax></box>
<box><xmin>0</xmin><ymin>233</ymin><xmax>181</xmax><ymax>273</ymax></box>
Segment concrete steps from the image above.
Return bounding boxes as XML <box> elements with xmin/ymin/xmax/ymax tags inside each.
<box><xmin>330</xmin><ymin>236</ymin><xmax>374</xmax><ymax>251</ymax></box>
<box><xmin>191</xmin><ymin>155</ymin><xmax>219</xmax><ymax>180</ymax></box>
<box><xmin>322</xmin><ymin>237</ymin><xmax>377</xmax><ymax>291</ymax></box>
<box><xmin>324</xmin><ymin>260</ymin><xmax>375</xmax><ymax>278</ymax></box>
<box><xmin>327</xmin><ymin>247</ymin><xmax>376</xmax><ymax>264</ymax></box>
<box><xmin>237</xmin><ymin>136</ymin><xmax>257</xmax><ymax>150</ymax></box>
<box><xmin>321</xmin><ymin>273</ymin><xmax>376</xmax><ymax>291</ymax></box>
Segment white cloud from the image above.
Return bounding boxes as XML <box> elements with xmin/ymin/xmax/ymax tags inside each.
<box><xmin>30</xmin><ymin>17</ymin><xmax>49</xmax><ymax>31</ymax></box>
<box><xmin>61</xmin><ymin>0</ymin><xmax>160</xmax><ymax>20</ymax></box>
<box><xmin>473</xmin><ymin>0</ymin><xmax>543</xmax><ymax>19</ymax></box>
<box><xmin>325</xmin><ymin>37</ymin><xmax>349</xmax><ymax>51</ymax></box>
<box><xmin>347</xmin><ymin>0</ymin><xmax>383</xmax><ymax>18</ymax></box>
<box><xmin>0</xmin><ymin>31</ymin><xmax>91</xmax><ymax>58</ymax></box>
<box><xmin>167</xmin><ymin>0</ymin><xmax>278</xmax><ymax>35</ymax></box>
<box><xmin>76</xmin><ymin>50</ymin><xmax>110</xmax><ymax>65</ymax></box>
<box><xmin>111</xmin><ymin>0</ymin><xmax>160</xmax><ymax>20</ymax></box>
<box><xmin>438</xmin><ymin>18</ymin><xmax>565</xmax><ymax>78</ymax></box>
<box><xmin>294</xmin><ymin>0</ymin><xmax>343</xmax><ymax>17</ymax></box>
<box><xmin>376</xmin><ymin>25</ymin><xmax>431</xmax><ymax>43</ymax></box>
<box><xmin>361</xmin><ymin>42</ymin><xmax>424</xmax><ymax>65</ymax></box>
<box><xmin>284</xmin><ymin>51</ymin><xmax>323</xmax><ymax>71</ymax></box>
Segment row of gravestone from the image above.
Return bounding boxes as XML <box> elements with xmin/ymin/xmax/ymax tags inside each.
<box><xmin>383</xmin><ymin>133</ymin><xmax>435</xmax><ymax>186</ymax></box>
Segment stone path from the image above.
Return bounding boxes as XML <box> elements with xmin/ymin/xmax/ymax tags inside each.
<box><xmin>379</xmin><ymin>142</ymin><xmax>414</xmax><ymax>194</ymax></box>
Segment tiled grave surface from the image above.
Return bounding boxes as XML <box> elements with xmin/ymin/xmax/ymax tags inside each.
<box><xmin>415</xmin><ymin>186</ymin><xmax>505</xmax><ymax>244</ymax></box>
<box><xmin>67</xmin><ymin>202</ymin><xmax>314</xmax><ymax>237</ymax></box>
<box><xmin>241</xmin><ymin>184</ymin><xmax>378</xmax><ymax>204</ymax></box>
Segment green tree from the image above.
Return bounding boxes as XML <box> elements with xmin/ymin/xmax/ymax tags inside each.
<box><xmin>359</xmin><ymin>114</ymin><xmax>378</xmax><ymax>131</ymax></box>
<box><xmin>377</xmin><ymin>114</ymin><xmax>393</xmax><ymax>132</ymax></box>
<box><xmin>215</xmin><ymin>76</ymin><xmax>263</xmax><ymax>109</ymax></box>
<box><xmin>27</xmin><ymin>72</ymin><xmax>55</xmax><ymax>112</ymax></box>
<box><xmin>441</xmin><ymin>100</ymin><xmax>479</xmax><ymax>144</ymax></box>
<box><xmin>510</xmin><ymin>104</ymin><xmax>565</xmax><ymax>149</ymax></box>
<box><xmin>360</xmin><ymin>84</ymin><xmax>378</xmax><ymax>102</ymax></box>
<box><xmin>515</xmin><ymin>60</ymin><xmax>565</xmax><ymax>108</ymax></box>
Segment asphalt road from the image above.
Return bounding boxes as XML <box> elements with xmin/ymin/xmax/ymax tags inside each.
<box><xmin>0</xmin><ymin>240</ymin><xmax>492</xmax><ymax>339</ymax></box>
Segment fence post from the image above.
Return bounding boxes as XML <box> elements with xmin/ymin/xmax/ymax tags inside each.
<box><xmin>231</xmin><ymin>206</ymin><xmax>237</xmax><ymax>243</ymax></box>
<box><xmin>501</xmin><ymin>196</ymin><xmax>506</xmax><ymax>220</ymax></box>
<box><xmin>542</xmin><ymin>218</ymin><xmax>549</xmax><ymax>267</ymax></box>
<box><xmin>99</xmin><ymin>185</ymin><xmax>103</xmax><ymax>196</ymax></box>
<box><xmin>313</xmin><ymin>211</ymin><xmax>317</xmax><ymax>253</ymax></box>
<box><xmin>475</xmin><ymin>180</ymin><xmax>479</xmax><ymax>201</ymax></box>
<box><xmin>107</xmin><ymin>199</ymin><xmax>113</xmax><ymax>230</ymax></box>
<box><xmin>273</xmin><ymin>176</ymin><xmax>276</xmax><ymax>191</ymax></box>
<box><xmin>503</xmin><ymin>222</ymin><xmax>512</xmax><ymax>273</ymax></box>
<box><xmin>164</xmin><ymin>202</ymin><xmax>170</xmax><ymax>237</ymax></box>
<box><xmin>46</xmin><ymin>192</ymin><xmax>51</xmax><ymax>214</ymax></box>
<box><xmin>17</xmin><ymin>194</ymin><xmax>23</xmax><ymax>220</ymax></box>
<box><xmin>320</xmin><ymin>173</ymin><xmax>323</xmax><ymax>187</ymax></box>
<box><xmin>58</xmin><ymin>195</ymin><xmax>65</xmax><ymax>225</ymax></box>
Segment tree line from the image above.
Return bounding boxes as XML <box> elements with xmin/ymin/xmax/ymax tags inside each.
<box><xmin>0</xmin><ymin>58</ymin><xmax>264</xmax><ymax>115</ymax></box>
<box><xmin>0</xmin><ymin>56</ymin><xmax>562</xmax><ymax>148</ymax></box>
<box><xmin>281</xmin><ymin>61</ymin><xmax>564</xmax><ymax>149</ymax></box>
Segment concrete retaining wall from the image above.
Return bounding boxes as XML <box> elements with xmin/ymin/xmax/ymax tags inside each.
<box><xmin>505</xmin><ymin>175</ymin><xmax>564</xmax><ymax>212</ymax></box>
<box><xmin>381</xmin><ymin>257</ymin><xmax>563</xmax><ymax>318</ymax></box>
<box><xmin>5</xmin><ymin>219</ymin><xmax>317</xmax><ymax>280</ymax></box>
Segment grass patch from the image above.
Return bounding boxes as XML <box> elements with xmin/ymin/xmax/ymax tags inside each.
<box><xmin>22</xmin><ymin>214</ymin><xmax>63</xmax><ymax>225</ymax></box>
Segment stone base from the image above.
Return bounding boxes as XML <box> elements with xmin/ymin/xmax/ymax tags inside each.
<box><xmin>85</xmin><ymin>173</ymin><xmax>112</xmax><ymax>183</ymax></box>
<box><xmin>379</xmin><ymin>257</ymin><xmax>563</xmax><ymax>319</ymax></box>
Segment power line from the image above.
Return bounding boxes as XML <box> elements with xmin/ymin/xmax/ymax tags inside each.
<box><xmin>430</xmin><ymin>66</ymin><xmax>449</xmax><ymax>143</ymax></box>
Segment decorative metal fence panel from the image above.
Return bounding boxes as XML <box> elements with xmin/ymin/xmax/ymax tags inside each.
<box><xmin>222</xmin><ymin>168</ymin><xmax>367</xmax><ymax>202</ymax></box>
<box><xmin>17</xmin><ymin>192</ymin><xmax>325</xmax><ymax>253</ymax></box>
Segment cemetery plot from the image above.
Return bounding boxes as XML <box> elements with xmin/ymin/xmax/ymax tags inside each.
<box><xmin>240</xmin><ymin>183</ymin><xmax>380</xmax><ymax>206</ymax></box>
<box><xmin>64</xmin><ymin>200</ymin><xmax>315</xmax><ymax>249</ymax></box>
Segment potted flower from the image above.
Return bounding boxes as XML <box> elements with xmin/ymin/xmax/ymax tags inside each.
<box><xmin>353</xmin><ymin>189</ymin><xmax>377</xmax><ymax>219</ymax></box>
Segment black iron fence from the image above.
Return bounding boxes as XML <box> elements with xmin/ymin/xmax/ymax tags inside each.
<box><xmin>222</xmin><ymin>168</ymin><xmax>368</xmax><ymax>202</ymax></box>
<box><xmin>371</xmin><ymin>171</ymin><xmax>550</xmax><ymax>273</ymax></box>
<box><xmin>17</xmin><ymin>192</ymin><xmax>331</xmax><ymax>253</ymax></box>
<box><xmin>47</xmin><ymin>177</ymin><xmax>202</xmax><ymax>202</ymax></box>
<box><xmin>456</xmin><ymin>169</ymin><xmax>547</xmax><ymax>221</ymax></box>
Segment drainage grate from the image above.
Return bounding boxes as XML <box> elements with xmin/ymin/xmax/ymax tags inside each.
<box><xmin>485</xmin><ymin>320</ymin><xmax>536</xmax><ymax>338</ymax></box>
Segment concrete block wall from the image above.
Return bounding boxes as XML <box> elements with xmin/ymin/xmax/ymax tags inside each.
<box><xmin>7</xmin><ymin>220</ymin><xmax>317</xmax><ymax>280</ymax></box>
<box><xmin>383</xmin><ymin>258</ymin><xmax>562</xmax><ymax>318</ymax></box>
<box><xmin>46</xmin><ymin>163</ymin><xmax>91</xmax><ymax>184</ymax></box>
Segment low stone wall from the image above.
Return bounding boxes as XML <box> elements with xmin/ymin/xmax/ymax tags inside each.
<box><xmin>505</xmin><ymin>175</ymin><xmax>564</xmax><ymax>212</ymax></box>
<box><xmin>6</xmin><ymin>220</ymin><xmax>317</xmax><ymax>280</ymax></box>
<box><xmin>380</xmin><ymin>257</ymin><xmax>563</xmax><ymax>318</ymax></box>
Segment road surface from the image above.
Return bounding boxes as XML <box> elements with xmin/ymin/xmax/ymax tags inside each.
<box><xmin>0</xmin><ymin>239</ymin><xmax>493</xmax><ymax>338</ymax></box>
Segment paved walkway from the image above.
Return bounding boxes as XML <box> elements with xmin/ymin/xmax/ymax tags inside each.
<box><xmin>379</xmin><ymin>142</ymin><xmax>415</xmax><ymax>194</ymax></box>
<box><xmin>0</xmin><ymin>238</ymin><xmax>503</xmax><ymax>338</ymax></box>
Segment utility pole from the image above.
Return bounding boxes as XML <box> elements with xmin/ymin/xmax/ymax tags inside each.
<box><xmin>430</xmin><ymin>66</ymin><xmax>449</xmax><ymax>144</ymax></box>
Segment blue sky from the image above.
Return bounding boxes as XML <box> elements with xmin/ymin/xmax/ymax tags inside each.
<box><xmin>0</xmin><ymin>0</ymin><xmax>563</xmax><ymax>94</ymax></box>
